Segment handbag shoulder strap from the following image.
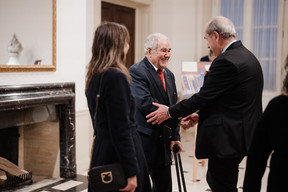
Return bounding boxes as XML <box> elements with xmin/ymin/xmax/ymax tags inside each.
<box><xmin>89</xmin><ymin>72</ymin><xmax>104</xmax><ymax>171</ymax></box>
<box><xmin>93</xmin><ymin>72</ymin><xmax>104</xmax><ymax>125</ymax></box>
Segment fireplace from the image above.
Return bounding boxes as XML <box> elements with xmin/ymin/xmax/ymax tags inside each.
<box><xmin>0</xmin><ymin>127</ymin><xmax>19</xmax><ymax>165</ymax></box>
<box><xmin>0</xmin><ymin>83</ymin><xmax>76</xmax><ymax>179</ymax></box>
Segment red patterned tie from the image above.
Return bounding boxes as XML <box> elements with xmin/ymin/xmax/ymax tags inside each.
<box><xmin>157</xmin><ymin>69</ymin><xmax>166</xmax><ymax>92</ymax></box>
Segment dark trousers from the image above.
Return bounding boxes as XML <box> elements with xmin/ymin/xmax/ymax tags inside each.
<box><xmin>206</xmin><ymin>157</ymin><xmax>243</xmax><ymax>192</ymax></box>
<box><xmin>149</xmin><ymin>163</ymin><xmax>172</xmax><ymax>192</ymax></box>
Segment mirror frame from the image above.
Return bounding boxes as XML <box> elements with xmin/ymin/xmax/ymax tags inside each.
<box><xmin>0</xmin><ymin>0</ymin><xmax>56</xmax><ymax>72</ymax></box>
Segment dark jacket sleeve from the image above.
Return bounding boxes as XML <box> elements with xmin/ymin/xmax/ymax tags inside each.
<box><xmin>130</xmin><ymin>65</ymin><xmax>159</xmax><ymax>115</ymax></box>
<box><xmin>169</xmin><ymin>57</ymin><xmax>238</xmax><ymax>119</ymax></box>
<box><xmin>104</xmin><ymin>71</ymin><xmax>139</xmax><ymax>178</ymax></box>
<box><xmin>171</xmin><ymin>126</ymin><xmax>180</xmax><ymax>141</ymax></box>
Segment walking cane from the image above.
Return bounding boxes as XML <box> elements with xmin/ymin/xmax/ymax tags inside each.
<box><xmin>173</xmin><ymin>145</ymin><xmax>187</xmax><ymax>192</ymax></box>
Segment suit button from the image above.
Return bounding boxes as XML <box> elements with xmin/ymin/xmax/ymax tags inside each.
<box><xmin>159</xmin><ymin>135</ymin><xmax>162</xmax><ymax>138</ymax></box>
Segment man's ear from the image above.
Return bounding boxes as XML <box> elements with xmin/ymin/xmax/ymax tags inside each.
<box><xmin>148</xmin><ymin>48</ymin><xmax>152</xmax><ymax>54</ymax></box>
<box><xmin>213</xmin><ymin>31</ymin><xmax>220</xmax><ymax>42</ymax></box>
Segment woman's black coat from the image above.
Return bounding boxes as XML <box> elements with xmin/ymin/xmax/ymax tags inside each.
<box><xmin>86</xmin><ymin>69</ymin><xmax>151</xmax><ymax>192</ymax></box>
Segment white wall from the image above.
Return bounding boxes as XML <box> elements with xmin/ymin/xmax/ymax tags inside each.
<box><xmin>150</xmin><ymin>0</ymin><xmax>212</xmax><ymax>90</ymax></box>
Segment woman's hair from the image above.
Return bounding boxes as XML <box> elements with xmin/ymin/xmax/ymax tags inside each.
<box><xmin>282</xmin><ymin>55</ymin><xmax>288</xmax><ymax>94</ymax></box>
<box><xmin>206</xmin><ymin>16</ymin><xmax>236</xmax><ymax>40</ymax></box>
<box><xmin>144</xmin><ymin>33</ymin><xmax>168</xmax><ymax>55</ymax></box>
<box><xmin>85</xmin><ymin>22</ymin><xmax>130</xmax><ymax>93</ymax></box>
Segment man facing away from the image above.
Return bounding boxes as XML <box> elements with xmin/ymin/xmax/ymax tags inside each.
<box><xmin>146</xmin><ymin>16</ymin><xmax>264</xmax><ymax>192</ymax></box>
<box><xmin>129</xmin><ymin>33</ymin><xmax>182</xmax><ymax>192</ymax></box>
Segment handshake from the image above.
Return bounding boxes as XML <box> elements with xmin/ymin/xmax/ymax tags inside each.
<box><xmin>178</xmin><ymin>113</ymin><xmax>199</xmax><ymax>129</ymax></box>
<box><xmin>146</xmin><ymin>102</ymin><xmax>199</xmax><ymax>130</ymax></box>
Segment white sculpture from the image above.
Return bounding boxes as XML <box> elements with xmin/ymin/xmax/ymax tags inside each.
<box><xmin>7</xmin><ymin>34</ymin><xmax>23</xmax><ymax>65</ymax></box>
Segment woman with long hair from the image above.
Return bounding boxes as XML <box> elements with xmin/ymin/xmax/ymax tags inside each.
<box><xmin>86</xmin><ymin>22</ymin><xmax>151</xmax><ymax>192</ymax></box>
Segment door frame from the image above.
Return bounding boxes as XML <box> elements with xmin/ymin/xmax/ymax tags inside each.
<box><xmin>94</xmin><ymin>0</ymin><xmax>153</xmax><ymax>64</ymax></box>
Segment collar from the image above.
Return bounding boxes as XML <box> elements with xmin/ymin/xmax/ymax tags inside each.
<box><xmin>146</xmin><ymin>57</ymin><xmax>164</xmax><ymax>72</ymax></box>
<box><xmin>221</xmin><ymin>40</ymin><xmax>237</xmax><ymax>53</ymax></box>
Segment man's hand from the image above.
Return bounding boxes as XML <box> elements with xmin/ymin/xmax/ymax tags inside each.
<box><xmin>146</xmin><ymin>102</ymin><xmax>170</xmax><ymax>125</ymax></box>
<box><xmin>170</xmin><ymin>141</ymin><xmax>182</xmax><ymax>154</ymax></box>
<box><xmin>179</xmin><ymin>113</ymin><xmax>199</xmax><ymax>130</ymax></box>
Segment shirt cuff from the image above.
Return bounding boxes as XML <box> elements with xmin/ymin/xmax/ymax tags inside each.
<box><xmin>167</xmin><ymin>108</ymin><xmax>171</xmax><ymax>117</ymax></box>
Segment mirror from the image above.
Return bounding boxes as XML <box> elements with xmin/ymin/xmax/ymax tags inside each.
<box><xmin>0</xmin><ymin>0</ymin><xmax>56</xmax><ymax>72</ymax></box>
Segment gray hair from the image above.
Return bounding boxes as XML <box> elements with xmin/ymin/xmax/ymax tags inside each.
<box><xmin>144</xmin><ymin>33</ymin><xmax>169</xmax><ymax>55</ymax></box>
<box><xmin>206</xmin><ymin>16</ymin><xmax>236</xmax><ymax>39</ymax></box>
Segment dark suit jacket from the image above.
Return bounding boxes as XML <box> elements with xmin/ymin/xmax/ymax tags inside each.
<box><xmin>86</xmin><ymin>69</ymin><xmax>151</xmax><ymax>192</ymax></box>
<box><xmin>129</xmin><ymin>57</ymin><xmax>180</xmax><ymax>165</ymax></box>
<box><xmin>169</xmin><ymin>41</ymin><xmax>263</xmax><ymax>159</ymax></box>
<box><xmin>243</xmin><ymin>95</ymin><xmax>288</xmax><ymax>192</ymax></box>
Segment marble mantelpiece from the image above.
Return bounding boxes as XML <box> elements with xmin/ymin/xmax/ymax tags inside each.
<box><xmin>0</xmin><ymin>83</ymin><xmax>76</xmax><ymax>178</ymax></box>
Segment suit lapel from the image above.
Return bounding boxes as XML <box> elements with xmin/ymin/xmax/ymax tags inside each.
<box><xmin>144</xmin><ymin>58</ymin><xmax>169</xmax><ymax>104</ymax></box>
<box><xmin>164</xmin><ymin>70</ymin><xmax>175</xmax><ymax>105</ymax></box>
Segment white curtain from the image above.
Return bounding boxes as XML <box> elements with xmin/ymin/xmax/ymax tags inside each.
<box><xmin>221</xmin><ymin>0</ymin><xmax>244</xmax><ymax>41</ymax></box>
<box><xmin>221</xmin><ymin>0</ymin><xmax>279</xmax><ymax>91</ymax></box>
<box><xmin>252</xmin><ymin>0</ymin><xmax>279</xmax><ymax>90</ymax></box>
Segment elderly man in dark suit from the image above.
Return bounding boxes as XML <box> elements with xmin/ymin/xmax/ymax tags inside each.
<box><xmin>129</xmin><ymin>33</ymin><xmax>181</xmax><ymax>192</ymax></box>
<box><xmin>147</xmin><ymin>16</ymin><xmax>264</xmax><ymax>192</ymax></box>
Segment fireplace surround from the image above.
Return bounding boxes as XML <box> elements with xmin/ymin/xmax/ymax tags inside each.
<box><xmin>0</xmin><ymin>82</ymin><xmax>76</xmax><ymax>178</ymax></box>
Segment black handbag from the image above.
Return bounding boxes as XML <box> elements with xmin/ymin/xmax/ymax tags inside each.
<box><xmin>88</xmin><ymin>163</ymin><xmax>127</xmax><ymax>192</ymax></box>
<box><xmin>88</xmin><ymin>73</ymin><xmax>127</xmax><ymax>192</ymax></box>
